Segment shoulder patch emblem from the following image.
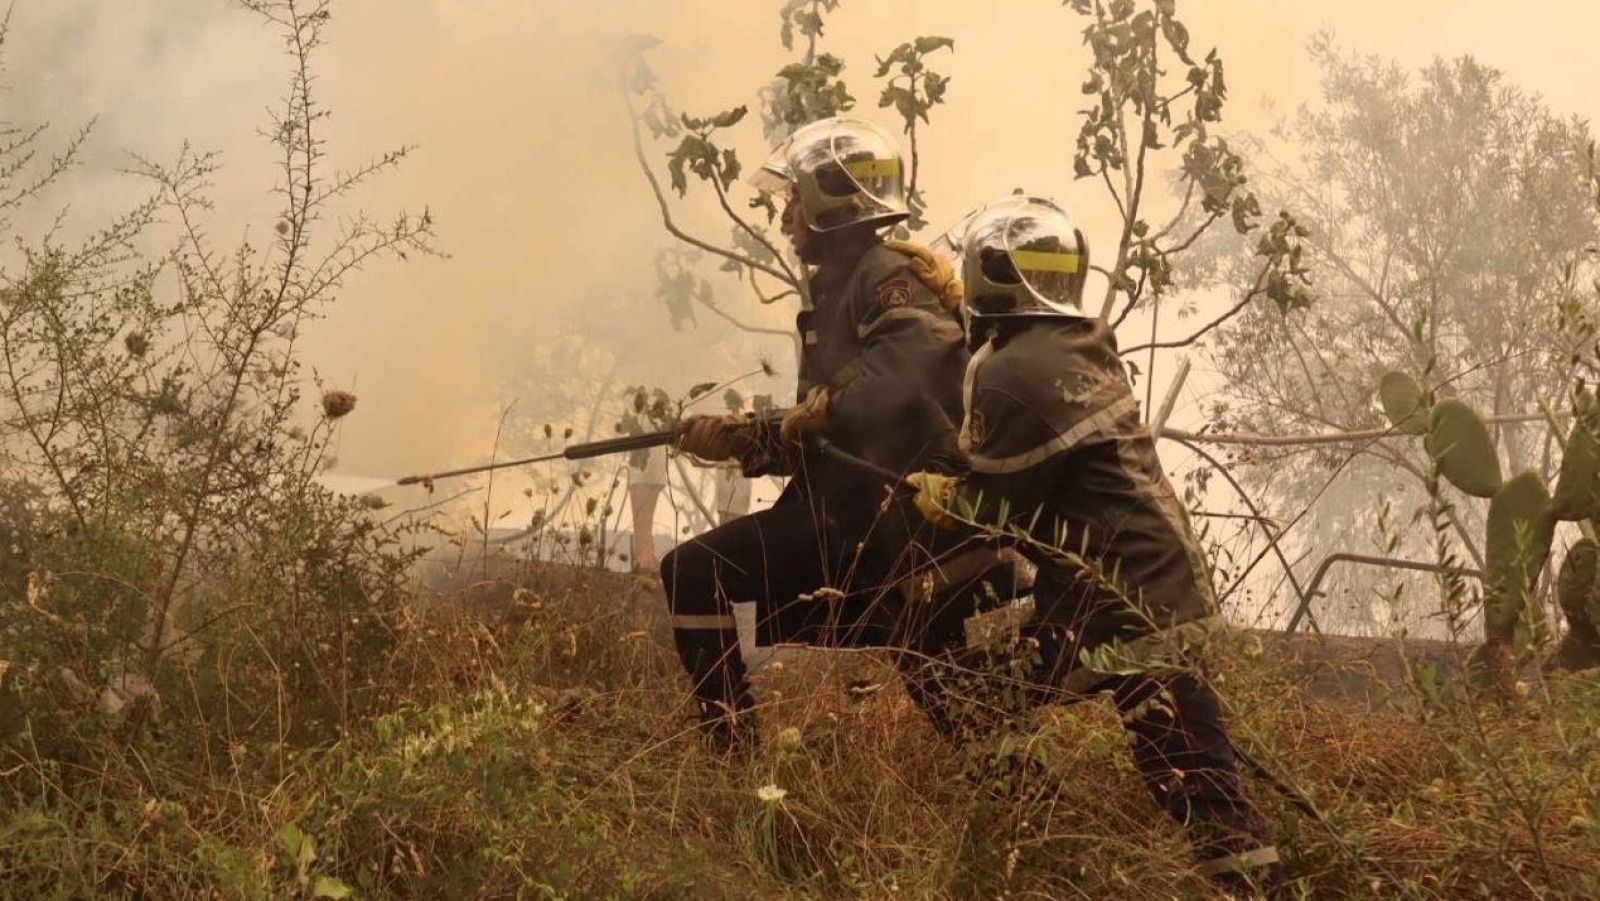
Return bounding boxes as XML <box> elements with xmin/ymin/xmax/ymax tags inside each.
<box><xmin>875</xmin><ymin>276</ymin><xmax>912</xmax><ymax>310</ymax></box>
<box><xmin>1056</xmin><ymin>369</ymin><xmax>1109</xmax><ymax>404</ymax></box>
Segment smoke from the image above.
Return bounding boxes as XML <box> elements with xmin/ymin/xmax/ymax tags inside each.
<box><xmin>7</xmin><ymin>0</ymin><xmax>1599</xmax><ymax>489</ymax></box>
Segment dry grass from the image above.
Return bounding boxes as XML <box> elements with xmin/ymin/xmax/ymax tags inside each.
<box><xmin>4</xmin><ymin>559</ymin><xmax>1599</xmax><ymax>898</ymax></box>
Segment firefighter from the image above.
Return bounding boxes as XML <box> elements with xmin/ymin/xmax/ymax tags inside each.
<box><xmin>908</xmin><ymin>196</ymin><xmax>1282</xmax><ymax>892</ymax></box>
<box><xmin>662</xmin><ymin>116</ymin><xmax>1002</xmax><ymax>749</ymax></box>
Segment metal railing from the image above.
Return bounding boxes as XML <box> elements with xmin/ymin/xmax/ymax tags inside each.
<box><xmin>1284</xmin><ymin>553</ymin><xmax>1482</xmax><ymax>634</ymax></box>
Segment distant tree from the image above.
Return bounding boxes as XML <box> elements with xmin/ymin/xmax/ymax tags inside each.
<box><xmin>2</xmin><ymin>0</ymin><xmax>432</xmax><ymax>751</ymax></box>
<box><xmin>1202</xmin><ymin>42</ymin><xmax>1599</xmax><ymax>634</ymax></box>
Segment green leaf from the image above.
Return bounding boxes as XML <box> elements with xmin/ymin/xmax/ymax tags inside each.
<box><xmin>277</xmin><ymin>822</ymin><xmax>316</xmax><ymax>881</ymax></box>
<box><xmin>1161</xmin><ymin>16</ymin><xmax>1192</xmax><ymax>63</ymax></box>
<box><xmin>873</xmin><ymin>44</ymin><xmax>914</xmax><ymax>78</ymax></box>
<box><xmin>313</xmin><ymin>876</ymin><xmax>354</xmax><ymax>899</ymax></box>
<box><xmin>687</xmin><ymin>381</ymin><xmax>717</xmax><ymax>399</ymax></box>
<box><xmin>747</xmin><ymin>191</ymin><xmax>778</xmax><ymax>223</ymax></box>
<box><xmin>709</xmin><ymin>105</ymin><xmax>748</xmax><ymax>129</ymax></box>
<box><xmin>779</xmin><ymin>0</ymin><xmax>801</xmax><ymax>49</ymax></box>
<box><xmin>666</xmin><ymin>150</ymin><xmax>688</xmax><ymax>196</ymax></box>
<box><xmin>913</xmin><ymin>36</ymin><xmax>955</xmax><ymax>55</ymax></box>
<box><xmin>277</xmin><ymin>822</ymin><xmax>306</xmax><ymax>858</ymax></box>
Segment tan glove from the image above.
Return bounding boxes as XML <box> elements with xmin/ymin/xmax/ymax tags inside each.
<box><xmin>905</xmin><ymin>471</ymin><xmax>960</xmax><ymax>530</ymax></box>
<box><xmin>677</xmin><ymin>414</ymin><xmax>749</xmax><ymax>462</ymax></box>
<box><xmin>779</xmin><ymin>385</ymin><xmax>831</xmax><ymax>447</ymax></box>
<box><xmin>885</xmin><ymin>239</ymin><xmax>964</xmax><ymax>314</ymax></box>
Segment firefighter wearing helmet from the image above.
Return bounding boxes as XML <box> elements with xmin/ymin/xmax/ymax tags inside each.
<box><xmin>665</xmin><ymin>117</ymin><xmax>1017</xmax><ymax>750</ymax></box>
<box><xmin>907</xmin><ymin>196</ymin><xmax>1283</xmax><ymax>893</ymax></box>
<box><xmin>751</xmin><ymin>116</ymin><xmax>912</xmax><ymax>236</ymax></box>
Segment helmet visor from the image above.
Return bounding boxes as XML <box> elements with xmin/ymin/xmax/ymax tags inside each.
<box><xmin>962</xmin><ymin>213</ymin><xmax>1024</xmax><ymax>314</ymax></box>
<box><xmin>750</xmin><ymin>142</ymin><xmax>795</xmax><ymax>196</ymax></box>
<box><xmin>933</xmin><ymin>195</ymin><xmax>1043</xmax><ymax>266</ymax></box>
<box><xmin>749</xmin><ymin>117</ymin><xmax>908</xmax><ymax>230</ymax></box>
<box><xmin>930</xmin><ymin>205</ymin><xmax>985</xmax><ymax>265</ymax></box>
<box><xmin>1003</xmin><ymin>202</ymin><xmax>1086</xmax><ymax>313</ymax></box>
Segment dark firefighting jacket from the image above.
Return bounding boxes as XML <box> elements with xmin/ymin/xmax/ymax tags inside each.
<box><xmin>747</xmin><ymin>230</ymin><xmax>969</xmax><ymax>531</ymax></box>
<box><xmin>950</xmin><ymin>315</ymin><xmax>1215</xmax><ymax>657</ymax></box>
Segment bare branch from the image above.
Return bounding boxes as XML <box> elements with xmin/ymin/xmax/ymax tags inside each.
<box><xmin>670</xmin><ymin>454</ymin><xmax>720</xmax><ymax>527</ymax></box>
<box><xmin>1159</xmin><ymin>412</ymin><xmax>1549</xmax><ymax>448</ymax></box>
<box><xmin>709</xmin><ymin>174</ymin><xmax>796</xmax><ymax>284</ymax></box>
<box><xmin>745</xmin><ymin>265</ymin><xmax>798</xmax><ymax>306</ymax></box>
<box><xmin>697</xmin><ymin>293</ymin><xmax>792</xmax><ymax>340</ymax></box>
<box><xmin>1123</xmin><ymin>261</ymin><xmax>1271</xmax><ymax>355</ymax></box>
<box><xmin>621</xmin><ymin>89</ymin><xmax>793</xmax><ymax>284</ymax></box>
<box><xmin>1174</xmin><ymin>436</ymin><xmax>1317</xmax><ymax>633</ymax></box>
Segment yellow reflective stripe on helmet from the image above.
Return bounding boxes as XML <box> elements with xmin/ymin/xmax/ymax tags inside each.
<box><xmin>1011</xmin><ymin>249</ymin><xmax>1082</xmax><ymax>274</ymax></box>
<box><xmin>843</xmin><ymin>157</ymin><xmax>901</xmax><ymax>180</ymax></box>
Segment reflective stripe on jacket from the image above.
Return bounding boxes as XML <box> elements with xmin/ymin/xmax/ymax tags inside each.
<box><xmin>953</xmin><ymin>316</ymin><xmax>1215</xmax><ymax>648</ymax></box>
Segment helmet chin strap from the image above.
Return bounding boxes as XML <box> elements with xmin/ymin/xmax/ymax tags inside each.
<box><xmin>800</xmin><ymin>220</ymin><xmax>880</xmax><ymax>265</ymax></box>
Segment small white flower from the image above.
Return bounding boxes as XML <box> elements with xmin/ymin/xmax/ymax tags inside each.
<box><xmin>756</xmin><ymin>784</ymin><xmax>787</xmax><ymax>804</ymax></box>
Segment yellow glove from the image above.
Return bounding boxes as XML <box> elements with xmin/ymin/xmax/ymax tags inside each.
<box><xmin>677</xmin><ymin>414</ymin><xmax>747</xmax><ymax>462</ymax></box>
<box><xmin>780</xmin><ymin>385</ymin><xmax>831</xmax><ymax>447</ymax></box>
<box><xmin>906</xmin><ymin>471</ymin><xmax>960</xmax><ymax>529</ymax></box>
<box><xmin>885</xmin><ymin>239</ymin><xmax>964</xmax><ymax>315</ymax></box>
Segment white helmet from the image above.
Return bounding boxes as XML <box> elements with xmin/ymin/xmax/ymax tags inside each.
<box><xmin>750</xmin><ymin>116</ymin><xmax>910</xmax><ymax>232</ymax></box>
<box><xmin>942</xmin><ymin>196</ymin><xmax>1090</xmax><ymax>318</ymax></box>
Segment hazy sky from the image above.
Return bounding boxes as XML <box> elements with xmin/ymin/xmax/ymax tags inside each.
<box><xmin>11</xmin><ymin>0</ymin><xmax>1600</xmax><ymax>483</ymax></box>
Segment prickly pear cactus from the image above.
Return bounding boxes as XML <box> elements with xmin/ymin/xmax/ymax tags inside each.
<box><xmin>1368</xmin><ymin>373</ymin><xmax>1600</xmax><ymax>678</ymax></box>
<box><xmin>1551</xmin><ymin>538</ymin><xmax>1600</xmax><ymax>672</ymax></box>
<box><xmin>1378</xmin><ymin>371</ymin><xmax>1430</xmax><ymax>435</ymax></box>
<box><xmin>1556</xmin><ymin>538</ymin><xmax>1599</xmax><ymax>622</ymax></box>
<box><xmin>1482</xmin><ymin>471</ymin><xmax>1555</xmax><ymax>648</ymax></box>
<box><xmin>1552</xmin><ymin>390</ymin><xmax>1600</xmax><ymax>521</ymax></box>
<box><xmin>1424</xmin><ymin>399</ymin><xmax>1503</xmax><ymax>499</ymax></box>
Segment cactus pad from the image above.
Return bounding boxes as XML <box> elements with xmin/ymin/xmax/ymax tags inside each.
<box><xmin>1551</xmin><ymin>538</ymin><xmax>1600</xmax><ymax>672</ymax></box>
<box><xmin>1424</xmin><ymin>399</ymin><xmax>1503</xmax><ymax>498</ymax></box>
<box><xmin>1482</xmin><ymin>471</ymin><xmax>1554</xmax><ymax>644</ymax></box>
<box><xmin>1556</xmin><ymin>538</ymin><xmax>1600</xmax><ymax>627</ymax></box>
<box><xmin>1552</xmin><ymin>391</ymin><xmax>1600</xmax><ymax>520</ymax></box>
<box><xmin>1378</xmin><ymin>371</ymin><xmax>1430</xmax><ymax>435</ymax></box>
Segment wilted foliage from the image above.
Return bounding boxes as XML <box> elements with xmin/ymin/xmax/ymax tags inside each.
<box><xmin>1</xmin><ymin>0</ymin><xmax>430</xmax><ymax>827</ymax></box>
